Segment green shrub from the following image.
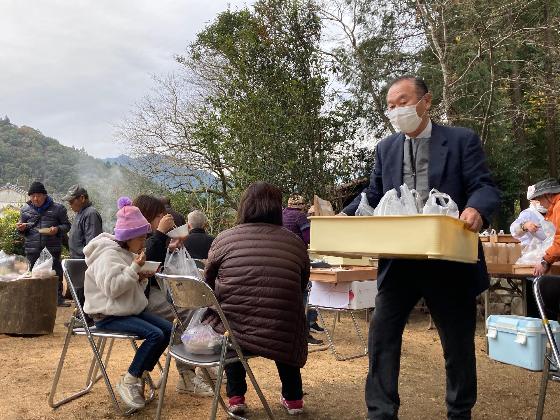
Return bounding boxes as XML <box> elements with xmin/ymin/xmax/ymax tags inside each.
<box><xmin>0</xmin><ymin>208</ymin><xmax>25</xmax><ymax>255</ymax></box>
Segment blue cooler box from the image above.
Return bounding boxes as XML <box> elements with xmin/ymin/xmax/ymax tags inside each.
<box><xmin>486</xmin><ymin>315</ymin><xmax>560</xmax><ymax>371</ymax></box>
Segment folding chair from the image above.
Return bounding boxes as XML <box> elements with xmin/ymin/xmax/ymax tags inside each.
<box><xmin>155</xmin><ymin>273</ymin><xmax>275</xmax><ymax>420</ymax></box>
<box><xmin>533</xmin><ymin>275</ymin><xmax>560</xmax><ymax>420</ymax></box>
<box><xmin>48</xmin><ymin>259</ymin><xmax>159</xmax><ymax>414</ymax></box>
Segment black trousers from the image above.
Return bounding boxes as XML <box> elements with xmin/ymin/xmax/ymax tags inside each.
<box><xmin>225</xmin><ymin>360</ymin><xmax>303</xmax><ymax>401</ymax></box>
<box><xmin>27</xmin><ymin>251</ymin><xmax>64</xmax><ymax>300</ymax></box>
<box><xmin>538</xmin><ymin>275</ymin><xmax>560</xmax><ymax>320</ymax></box>
<box><xmin>366</xmin><ymin>260</ymin><xmax>477</xmax><ymax>420</ymax></box>
<box><xmin>525</xmin><ymin>277</ymin><xmax>540</xmax><ymax>318</ymax></box>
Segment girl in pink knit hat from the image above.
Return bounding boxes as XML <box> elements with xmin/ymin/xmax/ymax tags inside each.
<box><xmin>83</xmin><ymin>197</ymin><xmax>172</xmax><ymax>411</ymax></box>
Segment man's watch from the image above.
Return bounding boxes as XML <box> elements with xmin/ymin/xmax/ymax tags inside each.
<box><xmin>541</xmin><ymin>258</ymin><xmax>550</xmax><ymax>269</ymax></box>
<box><xmin>520</xmin><ymin>222</ymin><xmax>528</xmax><ymax>232</ymax></box>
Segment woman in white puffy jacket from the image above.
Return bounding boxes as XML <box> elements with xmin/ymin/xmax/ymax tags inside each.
<box><xmin>83</xmin><ymin>197</ymin><xmax>171</xmax><ymax>411</ymax></box>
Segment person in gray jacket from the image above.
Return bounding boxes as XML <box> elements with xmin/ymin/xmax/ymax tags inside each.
<box><xmin>17</xmin><ymin>181</ymin><xmax>71</xmax><ymax>306</ymax></box>
<box><xmin>63</xmin><ymin>185</ymin><xmax>103</xmax><ymax>258</ymax></box>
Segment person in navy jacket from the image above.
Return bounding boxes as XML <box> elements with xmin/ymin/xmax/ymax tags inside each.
<box><xmin>341</xmin><ymin>76</ymin><xmax>500</xmax><ymax>420</ymax></box>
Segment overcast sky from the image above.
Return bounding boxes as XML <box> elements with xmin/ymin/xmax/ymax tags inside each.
<box><xmin>0</xmin><ymin>0</ymin><xmax>251</xmax><ymax>158</ymax></box>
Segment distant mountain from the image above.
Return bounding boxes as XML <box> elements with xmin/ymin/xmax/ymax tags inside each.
<box><xmin>104</xmin><ymin>154</ymin><xmax>216</xmax><ymax>191</ymax></box>
<box><xmin>0</xmin><ymin>116</ymin><xmax>164</xmax><ymax>228</ymax></box>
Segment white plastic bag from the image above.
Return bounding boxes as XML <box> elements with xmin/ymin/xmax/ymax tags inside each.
<box><xmin>399</xmin><ymin>184</ymin><xmax>421</xmax><ymax>215</ymax></box>
<box><xmin>516</xmin><ymin>220</ymin><xmax>556</xmax><ymax>264</ymax></box>
<box><xmin>516</xmin><ymin>236</ymin><xmax>554</xmax><ymax>264</ymax></box>
<box><xmin>164</xmin><ymin>247</ymin><xmax>201</xmax><ymax>279</ymax></box>
<box><xmin>31</xmin><ymin>247</ymin><xmax>55</xmax><ymax>278</ymax></box>
<box><xmin>422</xmin><ymin>189</ymin><xmax>459</xmax><ymax>218</ymax></box>
<box><xmin>374</xmin><ymin>189</ymin><xmax>400</xmax><ymax>215</ymax></box>
<box><xmin>356</xmin><ymin>192</ymin><xmax>376</xmax><ymax>216</ymax></box>
<box><xmin>181</xmin><ymin>308</ymin><xmax>223</xmax><ymax>354</ymax></box>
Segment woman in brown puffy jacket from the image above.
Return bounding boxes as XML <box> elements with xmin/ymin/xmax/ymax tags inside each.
<box><xmin>204</xmin><ymin>181</ymin><xmax>310</xmax><ymax>416</ymax></box>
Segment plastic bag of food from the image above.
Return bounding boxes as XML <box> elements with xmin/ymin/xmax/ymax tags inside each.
<box><xmin>31</xmin><ymin>247</ymin><xmax>55</xmax><ymax>278</ymax></box>
<box><xmin>399</xmin><ymin>184</ymin><xmax>421</xmax><ymax>215</ymax></box>
<box><xmin>374</xmin><ymin>189</ymin><xmax>400</xmax><ymax>215</ymax></box>
<box><xmin>516</xmin><ymin>235</ymin><xmax>554</xmax><ymax>264</ymax></box>
<box><xmin>181</xmin><ymin>309</ymin><xmax>223</xmax><ymax>354</ymax></box>
<box><xmin>422</xmin><ymin>189</ymin><xmax>459</xmax><ymax>218</ymax></box>
<box><xmin>164</xmin><ymin>247</ymin><xmax>201</xmax><ymax>279</ymax></box>
<box><xmin>356</xmin><ymin>192</ymin><xmax>376</xmax><ymax>216</ymax></box>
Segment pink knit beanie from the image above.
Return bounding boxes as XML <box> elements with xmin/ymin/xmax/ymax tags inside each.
<box><xmin>114</xmin><ymin>197</ymin><xmax>151</xmax><ymax>241</ymax></box>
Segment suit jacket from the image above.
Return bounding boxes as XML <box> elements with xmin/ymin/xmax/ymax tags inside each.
<box><xmin>343</xmin><ymin>122</ymin><xmax>501</xmax><ymax>295</ymax></box>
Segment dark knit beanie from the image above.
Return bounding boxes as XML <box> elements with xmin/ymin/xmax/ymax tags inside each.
<box><xmin>28</xmin><ymin>181</ymin><xmax>48</xmax><ymax>195</ymax></box>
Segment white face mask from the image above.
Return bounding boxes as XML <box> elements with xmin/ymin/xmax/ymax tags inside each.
<box><xmin>530</xmin><ymin>202</ymin><xmax>548</xmax><ymax>214</ymax></box>
<box><xmin>387</xmin><ymin>95</ymin><xmax>427</xmax><ymax>134</ymax></box>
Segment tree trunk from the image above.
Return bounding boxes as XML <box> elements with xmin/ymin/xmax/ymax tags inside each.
<box><xmin>544</xmin><ymin>0</ymin><xmax>558</xmax><ymax>178</ymax></box>
<box><xmin>0</xmin><ymin>276</ymin><xmax>58</xmax><ymax>335</ymax></box>
<box><xmin>509</xmin><ymin>46</ymin><xmax>529</xmax><ymax>209</ymax></box>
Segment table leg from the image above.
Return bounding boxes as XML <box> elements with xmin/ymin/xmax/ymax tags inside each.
<box><xmin>316</xmin><ymin>307</ymin><xmax>368</xmax><ymax>361</ymax></box>
<box><xmin>522</xmin><ymin>278</ymin><xmax>527</xmax><ymax>316</ymax></box>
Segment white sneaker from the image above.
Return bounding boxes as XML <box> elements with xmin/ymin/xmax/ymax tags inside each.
<box><xmin>116</xmin><ymin>374</ymin><xmax>145</xmax><ymax>410</ymax></box>
<box><xmin>195</xmin><ymin>366</ymin><xmax>227</xmax><ymax>384</ymax></box>
<box><xmin>176</xmin><ymin>370</ymin><xmax>214</xmax><ymax>397</ymax></box>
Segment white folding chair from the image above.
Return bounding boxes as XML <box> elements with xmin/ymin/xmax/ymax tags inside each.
<box><xmin>49</xmin><ymin>259</ymin><xmax>160</xmax><ymax>414</ymax></box>
<box><xmin>155</xmin><ymin>273</ymin><xmax>275</xmax><ymax>420</ymax></box>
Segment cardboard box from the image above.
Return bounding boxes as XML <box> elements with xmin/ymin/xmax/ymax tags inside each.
<box><xmin>482</xmin><ymin>242</ymin><xmax>494</xmax><ymax>262</ymax></box>
<box><xmin>309</xmin><ymin>280</ymin><xmax>377</xmax><ymax>309</ymax></box>
<box><xmin>507</xmin><ymin>243</ymin><xmax>522</xmax><ymax>264</ymax></box>
<box><xmin>309</xmin><ymin>215</ymin><xmax>478</xmax><ymax>263</ymax></box>
<box><xmin>496</xmin><ymin>243</ymin><xmax>508</xmax><ymax>264</ymax></box>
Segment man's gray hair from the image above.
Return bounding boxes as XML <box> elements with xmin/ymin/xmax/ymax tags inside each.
<box><xmin>187</xmin><ymin>209</ymin><xmax>208</xmax><ymax>229</ymax></box>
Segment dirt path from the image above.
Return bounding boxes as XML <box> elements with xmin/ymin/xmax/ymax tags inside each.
<box><xmin>1</xmin><ymin>307</ymin><xmax>558</xmax><ymax>419</ymax></box>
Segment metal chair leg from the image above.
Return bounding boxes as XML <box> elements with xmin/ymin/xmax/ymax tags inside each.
<box><xmin>240</xmin><ymin>357</ymin><xmax>275</xmax><ymax>420</ymax></box>
<box><xmin>155</xmin><ymin>343</ymin><xmax>173</xmax><ymax>420</ymax></box>
<box><xmin>49</xmin><ymin>321</ymin><xmax>93</xmax><ymax>408</ymax></box>
<box><xmin>49</xmin><ymin>321</ymin><xmax>111</xmax><ymax>408</ymax></box>
<box><xmin>199</xmin><ymin>367</ymin><xmax>246</xmax><ymax>420</ymax></box>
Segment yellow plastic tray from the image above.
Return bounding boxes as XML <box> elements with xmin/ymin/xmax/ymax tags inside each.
<box><xmin>309</xmin><ymin>215</ymin><xmax>478</xmax><ymax>263</ymax></box>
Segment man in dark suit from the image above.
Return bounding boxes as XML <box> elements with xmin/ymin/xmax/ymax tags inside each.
<box><xmin>341</xmin><ymin>76</ymin><xmax>500</xmax><ymax>420</ymax></box>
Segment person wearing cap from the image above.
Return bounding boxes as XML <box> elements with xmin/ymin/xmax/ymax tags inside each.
<box><xmin>282</xmin><ymin>195</ymin><xmax>311</xmax><ymax>245</ymax></box>
<box><xmin>63</xmin><ymin>185</ymin><xmax>103</xmax><ymax>259</ymax></box>
<box><xmin>510</xmin><ymin>186</ymin><xmax>551</xmax><ymax>248</ymax></box>
<box><xmin>340</xmin><ymin>76</ymin><xmax>500</xmax><ymax>419</ymax></box>
<box><xmin>83</xmin><ymin>197</ymin><xmax>172</xmax><ymax>411</ymax></box>
<box><xmin>17</xmin><ymin>181</ymin><xmax>71</xmax><ymax>307</ymax></box>
<box><xmin>510</xmin><ymin>185</ymin><xmax>556</xmax><ymax>317</ymax></box>
<box><xmin>528</xmin><ymin>179</ymin><xmax>560</xmax><ymax>277</ymax></box>
<box><xmin>526</xmin><ymin>179</ymin><xmax>560</xmax><ymax>325</ymax></box>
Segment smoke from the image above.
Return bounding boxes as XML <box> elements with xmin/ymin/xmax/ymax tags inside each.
<box><xmin>75</xmin><ymin>157</ymin><xmax>163</xmax><ymax>231</ymax></box>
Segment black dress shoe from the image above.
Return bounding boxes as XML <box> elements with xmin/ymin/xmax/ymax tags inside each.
<box><xmin>307</xmin><ymin>335</ymin><xmax>324</xmax><ymax>346</ymax></box>
<box><xmin>57</xmin><ymin>299</ymin><xmax>71</xmax><ymax>307</ymax></box>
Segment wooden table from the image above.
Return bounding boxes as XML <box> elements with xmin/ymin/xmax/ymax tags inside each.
<box><xmin>310</xmin><ymin>267</ymin><xmax>377</xmax><ymax>283</ymax></box>
<box><xmin>309</xmin><ymin>267</ymin><xmax>376</xmax><ymax>360</ymax></box>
